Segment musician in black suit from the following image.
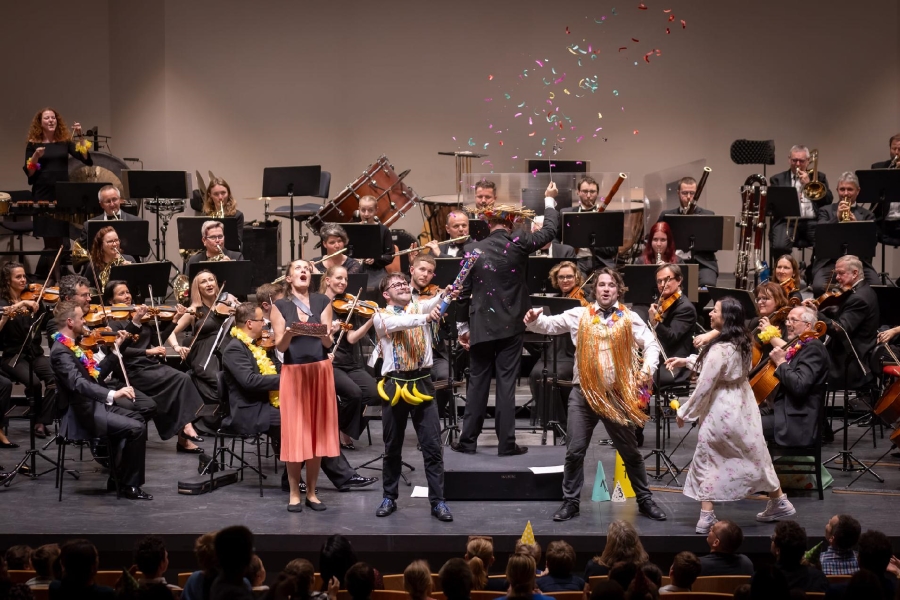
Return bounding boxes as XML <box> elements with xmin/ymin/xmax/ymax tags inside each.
<box><xmin>871</xmin><ymin>133</ymin><xmax>900</xmax><ymax>245</ymax></box>
<box><xmin>452</xmin><ymin>183</ymin><xmax>559</xmax><ymax>456</ymax></box>
<box><xmin>809</xmin><ymin>172</ymin><xmax>879</xmax><ymax>296</ymax></box>
<box><xmin>769</xmin><ymin>145</ymin><xmax>834</xmax><ymax>262</ymax></box>
<box><xmin>49</xmin><ymin>301</ymin><xmax>150</xmax><ymax>500</ymax></box>
<box><xmin>357</xmin><ymin>195</ymin><xmax>395</xmax><ymax>288</ymax></box>
<box><xmin>77</xmin><ymin>185</ymin><xmax>144</xmax><ymax>249</ymax></box>
<box><xmin>648</xmin><ymin>264</ymin><xmax>697</xmax><ymax>388</ymax></box>
<box><xmin>760</xmin><ymin>305</ymin><xmax>829</xmax><ymax>447</ymax></box>
<box><xmin>185</xmin><ymin>221</ymin><xmax>243</xmax><ymax>268</ymax></box>
<box><xmin>657</xmin><ymin>177</ymin><xmax>719</xmax><ymax>287</ymax></box>
<box><xmin>804</xmin><ymin>255</ymin><xmax>879</xmax><ymax>390</ymax></box>
<box><xmin>560</xmin><ymin>176</ymin><xmax>617</xmax><ymax>275</ymax></box>
<box><xmin>530</xmin><ymin>216</ymin><xmax>575</xmax><ymax>258</ymax></box>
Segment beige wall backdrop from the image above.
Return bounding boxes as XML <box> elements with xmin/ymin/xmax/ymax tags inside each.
<box><xmin>1</xmin><ymin>0</ymin><xmax>898</xmax><ymax>274</ymax></box>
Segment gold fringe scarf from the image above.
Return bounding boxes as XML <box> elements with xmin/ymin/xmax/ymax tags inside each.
<box><xmin>384</xmin><ymin>303</ymin><xmax>427</xmax><ymax>372</ymax></box>
<box><xmin>575</xmin><ymin>303</ymin><xmax>649</xmax><ymax>426</ymax></box>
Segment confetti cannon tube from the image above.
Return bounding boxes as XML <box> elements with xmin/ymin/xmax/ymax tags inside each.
<box><xmin>438</xmin><ymin>248</ymin><xmax>483</xmax><ymax>316</ymax></box>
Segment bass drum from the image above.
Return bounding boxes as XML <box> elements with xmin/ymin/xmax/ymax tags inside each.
<box><xmin>68</xmin><ymin>152</ymin><xmax>137</xmax><ymax>214</ymax></box>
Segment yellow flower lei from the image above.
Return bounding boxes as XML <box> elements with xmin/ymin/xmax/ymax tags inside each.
<box><xmin>230</xmin><ymin>326</ymin><xmax>279</xmax><ymax>408</ymax></box>
<box><xmin>757</xmin><ymin>325</ymin><xmax>782</xmax><ymax>344</ymax></box>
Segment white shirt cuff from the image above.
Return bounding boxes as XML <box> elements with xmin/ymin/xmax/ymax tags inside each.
<box><xmin>106</xmin><ymin>390</ymin><xmax>115</xmax><ymax>405</ymax></box>
<box><xmin>456</xmin><ymin>322</ymin><xmax>469</xmax><ymax>336</ymax></box>
<box><xmin>545</xmin><ymin>197</ymin><xmax>556</xmax><ymax>209</ymax></box>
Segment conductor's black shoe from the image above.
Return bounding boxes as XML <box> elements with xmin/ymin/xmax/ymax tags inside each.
<box><xmin>499</xmin><ymin>444</ymin><xmax>528</xmax><ymax>456</ymax></box>
<box><xmin>338</xmin><ymin>475</ymin><xmax>377</xmax><ymax>492</ymax></box>
<box><xmin>553</xmin><ymin>500</ymin><xmax>580</xmax><ymax>521</ymax></box>
<box><xmin>450</xmin><ymin>442</ymin><xmax>475</xmax><ymax>454</ymax></box>
<box><xmin>121</xmin><ymin>486</ymin><xmax>153</xmax><ymax>501</ymax></box>
<box><xmin>635</xmin><ymin>427</ymin><xmax>645</xmax><ymax>448</ymax></box>
<box><xmin>431</xmin><ymin>501</ymin><xmax>453</xmax><ymax>522</ymax></box>
<box><xmin>638</xmin><ymin>498</ymin><xmax>667</xmax><ymax>521</ymax></box>
<box><xmin>376</xmin><ymin>498</ymin><xmax>397</xmax><ymax>517</ymax></box>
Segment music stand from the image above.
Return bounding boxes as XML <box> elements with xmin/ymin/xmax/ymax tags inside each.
<box><xmin>526</xmin><ymin>257</ymin><xmax>568</xmax><ymax>295</ymax></box>
<box><xmin>619</xmin><ymin>265</ymin><xmax>659</xmax><ymax>306</ymax></box>
<box><xmin>561</xmin><ymin>212</ymin><xmax>624</xmax><ymax>248</ymax></box>
<box><xmin>872</xmin><ymin>286</ymin><xmax>900</xmax><ymax>328</ymax></box>
<box><xmin>707</xmin><ymin>286</ymin><xmax>758</xmax><ymax>318</ymax></box>
<box><xmin>261</xmin><ymin>166</ymin><xmax>321</xmax><ymax>262</ymax></box>
<box><xmin>86</xmin><ymin>220</ymin><xmax>150</xmax><ymax>257</ymax></box>
<box><xmin>855</xmin><ymin>170</ymin><xmax>900</xmax><ymax>282</ymax></box>
<box><xmin>123</xmin><ymin>171</ymin><xmax>190</xmax><ymax>261</ymax></box>
<box><xmin>433</xmin><ymin>258</ymin><xmax>465</xmax><ymax>288</ymax></box>
<box><xmin>109</xmin><ymin>262</ymin><xmax>173</xmax><ymax>303</ymax></box>
<box><xmin>188</xmin><ymin>261</ymin><xmax>255</xmax><ymax>298</ymax></box>
<box><xmin>468</xmin><ymin>219</ymin><xmax>490</xmax><ymax>242</ymax></box>
<box><xmin>661</xmin><ymin>215</ymin><xmax>727</xmax><ymax>253</ymax></box>
<box><xmin>55</xmin><ymin>182</ymin><xmax>106</xmax><ymax>219</ymax></box>
<box><xmin>767</xmin><ymin>187</ymin><xmax>802</xmax><ymax>219</ymax></box>
<box><xmin>521</xmin><ymin>188</ymin><xmax>573</xmax><ymax>214</ymax></box>
<box><xmin>342</xmin><ymin>224</ymin><xmax>386</xmax><ymax>260</ymax></box>
<box><xmin>176</xmin><ymin>217</ymin><xmax>241</xmax><ymax>252</ymax></box>
<box><xmin>814</xmin><ymin>222</ymin><xmax>878</xmax><ymax>261</ymax></box>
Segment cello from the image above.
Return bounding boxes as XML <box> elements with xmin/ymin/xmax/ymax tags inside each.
<box><xmin>874</xmin><ymin>343</ymin><xmax>900</xmax><ymax>424</ymax></box>
<box><xmin>749</xmin><ymin>320</ymin><xmax>827</xmax><ymax>405</ymax></box>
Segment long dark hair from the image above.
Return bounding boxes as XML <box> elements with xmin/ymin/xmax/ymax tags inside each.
<box><xmin>697</xmin><ymin>297</ymin><xmax>751</xmax><ymax>369</ymax></box>
<box><xmin>319</xmin><ymin>535</ymin><xmax>357</xmax><ymax>590</ymax></box>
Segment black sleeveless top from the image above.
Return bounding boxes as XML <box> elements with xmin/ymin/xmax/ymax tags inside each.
<box><xmin>275</xmin><ymin>293</ymin><xmax>330</xmax><ymax>365</ymax></box>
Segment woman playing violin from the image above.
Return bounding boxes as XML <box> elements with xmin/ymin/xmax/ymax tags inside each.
<box><xmin>0</xmin><ymin>262</ymin><xmax>55</xmax><ymax>439</ymax></box>
<box><xmin>773</xmin><ymin>254</ymin><xmax>803</xmax><ymax>302</ymax></box>
<box><xmin>167</xmin><ymin>270</ymin><xmax>238</xmax><ymax>415</ymax></box>
<box><xmin>83</xmin><ymin>226</ymin><xmax>135</xmax><ymax>290</ymax></box>
<box><xmin>320</xmin><ymin>265</ymin><xmax>377</xmax><ymax>450</ymax></box>
<box><xmin>104</xmin><ymin>280</ymin><xmax>205</xmax><ymax>453</ymax></box>
<box><xmin>549</xmin><ymin>261</ymin><xmax>590</xmax><ymax>305</ymax></box>
<box><xmin>315</xmin><ymin>224</ymin><xmax>364</xmax><ymax>275</ymax></box>
<box><xmin>635</xmin><ymin>222</ymin><xmax>684</xmax><ymax>266</ymax></box>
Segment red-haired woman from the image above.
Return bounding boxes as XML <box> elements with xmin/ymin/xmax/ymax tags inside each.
<box><xmin>24</xmin><ymin>107</ymin><xmax>92</xmax><ymax>202</ymax></box>
<box><xmin>634</xmin><ymin>222</ymin><xmax>683</xmax><ymax>266</ymax></box>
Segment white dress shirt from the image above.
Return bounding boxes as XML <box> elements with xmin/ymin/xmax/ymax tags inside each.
<box><xmin>792</xmin><ymin>174</ymin><xmax>816</xmax><ymax>219</ymax></box>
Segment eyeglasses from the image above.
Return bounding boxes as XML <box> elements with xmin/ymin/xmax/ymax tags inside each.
<box><xmin>205</xmin><ymin>234</ymin><xmax>225</xmax><ymax>241</ymax></box>
<box><xmin>557</xmin><ymin>275</ymin><xmax>576</xmax><ymax>280</ymax></box>
<box><xmin>387</xmin><ymin>281</ymin><xmax>410</xmax><ymax>290</ymax></box>
<box><xmin>784</xmin><ymin>317</ymin><xmax>808</xmax><ymax>324</ymax></box>
<box><xmin>247</xmin><ymin>318</ymin><xmax>265</xmax><ymax>323</ymax></box>
<box><xmin>756</xmin><ymin>297</ymin><xmax>772</xmax><ymax>303</ymax></box>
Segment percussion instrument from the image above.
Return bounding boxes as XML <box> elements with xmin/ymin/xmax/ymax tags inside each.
<box><xmin>307</xmin><ymin>155</ymin><xmax>420</xmax><ymax>233</ymax></box>
<box><xmin>0</xmin><ymin>192</ymin><xmax>10</xmax><ymax>216</ymax></box>
<box><xmin>419</xmin><ymin>194</ymin><xmax>462</xmax><ymax>243</ymax></box>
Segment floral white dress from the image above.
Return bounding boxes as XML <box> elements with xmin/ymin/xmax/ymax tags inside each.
<box><xmin>676</xmin><ymin>342</ymin><xmax>780</xmax><ymax>501</ymax></box>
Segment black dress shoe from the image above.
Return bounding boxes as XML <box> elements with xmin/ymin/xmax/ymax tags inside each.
<box><xmin>340</xmin><ymin>442</ymin><xmax>356</xmax><ymax>451</ymax></box>
<box><xmin>305</xmin><ymin>498</ymin><xmax>327</xmax><ymax>511</ymax></box>
<box><xmin>176</xmin><ymin>444</ymin><xmax>204</xmax><ymax>454</ymax></box>
<box><xmin>339</xmin><ymin>475</ymin><xmax>378</xmax><ymax>491</ymax></box>
<box><xmin>0</xmin><ymin>441</ymin><xmax>19</xmax><ymax>449</ymax></box>
<box><xmin>376</xmin><ymin>498</ymin><xmax>397</xmax><ymax>517</ymax></box>
<box><xmin>287</xmin><ymin>503</ymin><xmax>303</xmax><ymax>513</ymax></box>
<box><xmin>33</xmin><ymin>425</ymin><xmax>48</xmax><ymax>439</ymax></box>
<box><xmin>450</xmin><ymin>442</ymin><xmax>475</xmax><ymax>454</ymax></box>
<box><xmin>499</xmin><ymin>444</ymin><xmax>528</xmax><ymax>456</ymax></box>
<box><xmin>638</xmin><ymin>498</ymin><xmax>667</xmax><ymax>521</ymax></box>
<box><xmin>121</xmin><ymin>486</ymin><xmax>153</xmax><ymax>500</ymax></box>
<box><xmin>431</xmin><ymin>501</ymin><xmax>453</xmax><ymax>522</ymax></box>
<box><xmin>180</xmin><ymin>432</ymin><xmax>204</xmax><ymax>443</ymax></box>
<box><xmin>553</xmin><ymin>500</ymin><xmax>580</xmax><ymax>521</ymax></box>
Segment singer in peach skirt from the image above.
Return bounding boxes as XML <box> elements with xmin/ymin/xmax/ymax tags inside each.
<box><xmin>279</xmin><ymin>360</ymin><xmax>339</xmax><ymax>462</ymax></box>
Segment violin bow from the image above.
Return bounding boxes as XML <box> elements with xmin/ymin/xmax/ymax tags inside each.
<box><xmin>112</xmin><ymin>339</ymin><xmax>132</xmax><ymax>389</ymax></box>
<box><xmin>10</xmin><ymin>246</ymin><xmax>62</xmax><ymax>366</ymax></box>
<box><xmin>181</xmin><ymin>280</ymin><xmax>226</xmax><ymax>364</ymax></box>
<box><xmin>147</xmin><ymin>284</ymin><xmax>166</xmax><ymax>363</ymax></box>
<box><xmin>328</xmin><ymin>288</ymin><xmax>363</xmax><ymax>359</ymax></box>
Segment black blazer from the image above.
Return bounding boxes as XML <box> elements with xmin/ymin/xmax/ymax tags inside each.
<box><xmin>658</xmin><ymin>207</ymin><xmax>719</xmax><ymax>275</ymax></box>
<box><xmin>458</xmin><ymin>207</ymin><xmax>559</xmax><ymax>345</ymax></box>
<box><xmin>221</xmin><ymin>337</ymin><xmax>280</xmax><ymax>435</ymax></box>
<box><xmin>187</xmin><ymin>248</ymin><xmax>244</xmax><ymax>269</ymax></box>
<box><xmin>532</xmin><ymin>242</ymin><xmax>576</xmax><ymax>259</ymax></box>
<box><xmin>820</xmin><ymin>282</ymin><xmax>879</xmax><ymax>387</ymax></box>
<box><xmin>50</xmin><ymin>340</ymin><xmax>120</xmax><ymax>434</ymax></box>
<box><xmin>654</xmin><ymin>294</ymin><xmax>696</xmax><ymax>384</ymax></box>
<box><xmin>872</xmin><ymin>159</ymin><xmax>894</xmax><ymax>169</ymax></box>
<box><xmin>769</xmin><ymin>169</ymin><xmax>834</xmax><ymax>211</ymax></box>
<box><xmin>771</xmin><ymin>338</ymin><xmax>828</xmax><ymax>447</ymax></box>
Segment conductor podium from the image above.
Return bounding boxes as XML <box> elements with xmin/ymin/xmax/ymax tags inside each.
<box><xmin>443</xmin><ymin>445</ymin><xmax>565</xmax><ymax>501</ymax></box>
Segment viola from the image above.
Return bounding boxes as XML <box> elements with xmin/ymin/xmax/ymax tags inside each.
<box><xmin>78</xmin><ymin>327</ymin><xmax>139</xmax><ymax>351</ymax></box>
<box><xmin>332</xmin><ymin>294</ymin><xmax>377</xmax><ymax>319</ymax></box>
<box><xmin>20</xmin><ymin>283</ymin><xmax>59</xmax><ymax>303</ymax></box>
<box><xmin>749</xmin><ymin>321</ymin><xmax>827</xmax><ymax>404</ymax></box>
<box><xmin>652</xmin><ymin>290</ymin><xmax>681</xmax><ymax>323</ymax></box>
<box><xmin>779</xmin><ymin>278</ymin><xmax>797</xmax><ymax>296</ymax></box>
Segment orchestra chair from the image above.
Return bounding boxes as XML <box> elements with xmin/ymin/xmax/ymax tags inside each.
<box><xmin>825</xmin><ymin>575</ymin><xmax>852</xmax><ymax>585</ymax></box>
<box><xmin>767</xmin><ymin>409</ymin><xmax>825</xmax><ymax>500</ymax></box>
<box><xmin>204</xmin><ymin>372</ymin><xmax>269</xmax><ymax>497</ymax></box>
<box><xmin>55</xmin><ymin>406</ymin><xmax>120</xmax><ymax>501</ymax></box>
<box><xmin>95</xmin><ymin>571</ymin><xmax>125</xmax><ymax>586</ymax></box>
<box><xmin>7</xmin><ymin>570</ymin><xmax>36</xmax><ymax>584</ymax></box>
<box><xmin>381</xmin><ymin>575</ymin><xmax>405</xmax><ymax>591</ymax></box>
<box><xmin>178</xmin><ymin>573</ymin><xmax>192</xmax><ymax>588</ymax></box>
<box><xmin>691</xmin><ymin>576</ymin><xmax>752</xmax><ymax>594</ymax></box>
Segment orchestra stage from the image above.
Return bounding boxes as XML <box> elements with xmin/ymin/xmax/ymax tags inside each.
<box><xmin>2</xmin><ymin>412</ymin><xmax>899</xmax><ymax>575</ymax></box>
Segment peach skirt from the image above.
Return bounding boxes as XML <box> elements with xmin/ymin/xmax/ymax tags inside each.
<box><xmin>279</xmin><ymin>360</ymin><xmax>340</xmax><ymax>463</ymax></box>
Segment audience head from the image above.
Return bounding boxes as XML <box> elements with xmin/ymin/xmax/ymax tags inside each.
<box><xmin>749</xmin><ymin>565</ymin><xmax>790</xmax><ymax>600</ymax></box>
<box><xmin>134</xmin><ymin>536</ymin><xmax>168</xmax><ymax>580</ymax></box>
<box><xmin>844</xmin><ymin>569</ymin><xmax>885</xmax><ymax>600</ymax></box>
<box><xmin>514</xmin><ymin>539</ymin><xmax>542</xmax><ymax>571</ymax></box>
<box><xmin>668</xmin><ymin>551</ymin><xmax>701</xmax><ymax>590</ymax></box>
<box><xmin>193</xmin><ymin>532</ymin><xmax>218</xmax><ymax>574</ymax></box>
<box><xmin>625</xmin><ymin>568</ymin><xmax>659</xmax><ymax>600</ymax></box>
<box><xmin>857</xmin><ymin>530</ymin><xmax>893</xmax><ymax>575</ymax></box>
<box><xmin>545</xmin><ymin>540</ymin><xmax>575</xmax><ymax>578</ymax></box>
<box><xmin>733</xmin><ymin>584</ymin><xmax>751</xmax><ymax>600</ymax></box>
<box><xmin>771</xmin><ymin>521</ymin><xmax>808</xmax><ymax>566</ymax></box>
<box><xmin>439</xmin><ymin>558</ymin><xmax>473</xmax><ymax>600</ymax></box>
<box><xmin>344</xmin><ymin>562</ymin><xmax>376</xmax><ymax>600</ymax></box>
<box><xmin>505</xmin><ymin>554</ymin><xmax>537</xmax><ymax>598</ymax></box>
<box><xmin>248</xmin><ymin>554</ymin><xmax>266</xmax><ymax>588</ymax></box>
<box><xmin>464</xmin><ymin>536</ymin><xmax>494</xmax><ymax>590</ymax></box>
<box><xmin>403</xmin><ymin>560</ymin><xmax>432</xmax><ymax>600</ymax></box>
<box><xmin>283</xmin><ymin>558</ymin><xmax>315</xmax><ymax>595</ymax></box>
<box><xmin>826</xmin><ymin>514</ymin><xmax>861</xmax><ymax>552</ymax></box>
<box><xmin>640</xmin><ymin>563</ymin><xmax>663</xmax><ymax>589</ymax></box>
<box><xmin>589</xmin><ymin>580</ymin><xmax>625</xmax><ymax>600</ymax></box>
<box><xmin>4</xmin><ymin>545</ymin><xmax>32</xmax><ymax>571</ymax></box>
<box><xmin>267</xmin><ymin>573</ymin><xmax>303</xmax><ymax>600</ymax></box>
<box><xmin>59</xmin><ymin>539</ymin><xmax>99</xmax><ymax>587</ymax></box>
<box><xmin>31</xmin><ymin>544</ymin><xmax>60</xmax><ymax>580</ymax></box>
<box><xmin>709</xmin><ymin>520</ymin><xmax>744</xmax><ymax>554</ymax></box>
<box><xmin>320</xmin><ymin>535</ymin><xmax>358</xmax><ymax>588</ymax></box>
<box><xmin>214</xmin><ymin>525</ymin><xmax>254</xmax><ymax>578</ymax></box>
<box><xmin>607</xmin><ymin>562</ymin><xmax>638</xmax><ymax>592</ymax></box>
<box><xmin>598</xmin><ymin>520</ymin><xmax>649</xmax><ymax>567</ymax></box>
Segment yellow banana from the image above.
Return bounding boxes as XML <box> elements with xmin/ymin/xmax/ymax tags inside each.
<box><xmin>390</xmin><ymin>380</ymin><xmax>401</xmax><ymax>406</ymax></box>
<box><xmin>410</xmin><ymin>382</ymin><xmax>433</xmax><ymax>401</ymax></box>
<box><xmin>377</xmin><ymin>378</ymin><xmax>389</xmax><ymax>401</ymax></box>
<box><xmin>401</xmin><ymin>383</ymin><xmax>423</xmax><ymax>405</ymax></box>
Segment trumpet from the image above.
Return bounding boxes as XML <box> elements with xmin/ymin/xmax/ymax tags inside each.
<box><xmin>890</xmin><ymin>155</ymin><xmax>899</xmax><ymax>169</ymax></box>
<box><xmin>801</xmin><ymin>149</ymin><xmax>826</xmax><ymax>201</ymax></box>
<box><xmin>839</xmin><ymin>198</ymin><xmax>852</xmax><ymax>222</ymax></box>
<box><xmin>392</xmin><ymin>235</ymin><xmax>470</xmax><ymax>257</ymax></box>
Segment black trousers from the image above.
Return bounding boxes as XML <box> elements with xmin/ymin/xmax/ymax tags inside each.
<box><xmin>333</xmin><ymin>365</ymin><xmax>376</xmax><ymax>439</ymax></box>
<box><xmin>458</xmin><ymin>334</ymin><xmax>523</xmax><ymax>454</ymax></box>
<box><xmin>0</xmin><ymin>372</ymin><xmax>12</xmax><ymax>428</ymax></box>
<box><xmin>1</xmin><ymin>354</ymin><xmax>57</xmax><ymax>425</ymax></box>
<box><xmin>381</xmin><ymin>373</ymin><xmax>444</xmax><ymax>503</ymax></box>
<box><xmin>528</xmin><ymin>355</ymin><xmax>573</xmax><ymax>430</ymax></box>
<box><xmin>431</xmin><ymin>349</ymin><xmax>451</xmax><ymax>418</ymax></box>
<box><xmin>99</xmin><ymin>404</ymin><xmax>147</xmax><ymax>488</ymax></box>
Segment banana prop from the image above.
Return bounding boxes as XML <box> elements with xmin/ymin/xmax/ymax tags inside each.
<box><xmin>377</xmin><ymin>377</ymin><xmax>433</xmax><ymax>406</ymax></box>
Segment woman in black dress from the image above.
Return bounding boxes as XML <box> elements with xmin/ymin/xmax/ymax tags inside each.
<box><xmin>104</xmin><ymin>280</ymin><xmax>204</xmax><ymax>452</ymax></box>
<box><xmin>0</xmin><ymin>262</ymin><xmax>55</xmax><ymax>438</ymax></box>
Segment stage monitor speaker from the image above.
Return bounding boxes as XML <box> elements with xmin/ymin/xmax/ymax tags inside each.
<box><xmin>242</xmin><ymin>221</ymin><xmax>282</xmax><ymax>290</ymax></box>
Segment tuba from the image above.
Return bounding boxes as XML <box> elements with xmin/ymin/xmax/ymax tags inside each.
<box><xmin>801</xmin><ymin>149</ymin><xmax>826</xmax><ymax>201</ymax></box>
<box><xmin>734</xmin><ymin>174</ymin><xmax>769</xmax><ymax>290</ymax></box>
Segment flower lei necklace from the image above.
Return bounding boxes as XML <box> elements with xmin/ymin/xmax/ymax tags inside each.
<box><xmin>784</xmin><ymin>336</ymin><xmax>814</xmax><ymax>362</ymax></box>
<box><xmin>230</xmin><ymin>327</ymin><xmax>279</xmax><ymax>408</ymax></box>
<box><xmin>589</xmin><ymin>302</ymin><xmax>625</xmax><ymax>327</ymax></box>
<box><xmin>52</xmin><ymin>332</ymin><xmax>100</xmax><ymax>379</ymax></box>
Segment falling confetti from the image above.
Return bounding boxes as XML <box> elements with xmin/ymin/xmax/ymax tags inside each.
<box><xmin>489</xmin><ymin>74</ymin><xmax>494</xmax><ymax>80</ymax></box>
<box><xmin>514</xmin><ymin>112</ymin><xmax>522</xmax><ymax>117</ymax></box>
<box><xmin>633</xmin><ymin>130</ymin><xmax>639</xmax><ymax>134</ymax></box>
<box><xmin>663</xmin><ymin>8</ymin><xmax>671</xmax><ymax>12</ymax></box>
<box><xmin>666</xmin><ymin>27</ymin><xmax>670</xmax><ymax>34</ymax></box>
<box><xmin>468</xmin><ymin>138</ymin><xmax>475</xmax><ymax>146</ymax></box>
<box><xmin>681</xmin><ymin>19</ymin><xmax>687</xmax><ymax>28</ymax></box>
<box><xmin>565</xmin><ymin>26</ymin><xmax>570</xmax><ymax>34</ymax></box>
<box><xmin>668</xmin><ymin>14</ymin><xmax>675</xmax><ymax>21</ymax></box>
<box><xmin>618</xmin><ymin>46</ymin><xmax>628</xmax><ymax>52</ymax></box>
<box><xmin>598</xmin><ymin>113</ymin><xmax>603</xmax><ymax>118</ymax></box>
<box><xmin>632</xmin><ymin>37</ymin><xmax>640</xmax><ymax>42</ymax></box>
<box><xmin>638</xmin><ymin>3</ymin><xmax>648</xmax><ymax>9</ymax></box>
<box><xmin>485</xmin><ymin>98</ymin><xmax>492</xmax><ymax>102</ymax></box>
<box><xmin>613</xmin><ymin>90</ymin><xmax>619</xmax><ymax>95</ymax></box>
<box><xmin>536</xmin><ymin>60</ymin><xmax>544</xmax><ymax>67</ymax></box>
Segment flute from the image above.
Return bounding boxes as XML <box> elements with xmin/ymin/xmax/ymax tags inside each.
<box><xmin>393</xmin><ymin>235</ymin><xmax>470</xmax><ymax>257</ymax></box>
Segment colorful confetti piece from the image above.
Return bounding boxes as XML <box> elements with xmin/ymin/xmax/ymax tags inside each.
<box><xmin>613</xmin><ymin>90</ymin><xmax>619</xmax><ymax>95</ymax></box>
<box><xmin>638</xmin><ymin>2</ymin><xmax>648</xmax><ymax>9</ymax></box>
<box><xmin>489</xmin><ymin>74</ymin><xmax>494</xmax><ymax>80</ymax></box>
<box><xmin>633</xmin><ymin>130</ymin><xmax>639</xmax><ymax>134</ymax></box>
<box><xmin>668</xmin><ymin>14</ymin><xmax>675</xmax><ymax>21</ymax></box>
<box><xmin>681</xmin><ymin>19</ymin><xmax>686</xmax><ymax>28</ymax></box>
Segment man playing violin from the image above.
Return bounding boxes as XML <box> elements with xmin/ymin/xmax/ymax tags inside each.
<box><xmin>186</xmin><ymin>221</ymin><xmax>243</xmax><ymax>269</ymax></box>
<box><xmin>649</xmin><ymin>264</ymin><xmax>697</xmax><ymax>389</ymax></box>
<box><xmin>759</xmin><ymin>305</ymin><xmax>829</xmax><ymax>447</ymax></box>
<box><xmin>804</xmin><ymin>255</ymin><xmax>879</xmax><ymax>392</ymax></box>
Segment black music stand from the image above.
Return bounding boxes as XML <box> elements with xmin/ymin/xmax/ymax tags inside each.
<box><xmin>856</xmin><ymin>170</ymin><xmax>900</xmax><ymax>283</ymax></box>
<box><xmin>468</xmin><ymin>219</ymin><xmax>490</xmax><ymax>242</ymax></box>
<box><xmin>767</xmin><ymin>187</ymin><xmax>802</xmax><ymax>219</ymax></box>
<box><xmin>620</xmin><ymin>265</ymin><xmax>659</xmax><ymax>306</ymax></box>
<box><xmin>109</xmin><ymin>262</ymin><xmax>173</xmax><ymax>303</ymax></box>
<box><xmin>561</xmin><ymin>212</ymin><xmax>624</xmax><ymax>249</ymax></box>
<box><xmin>85</xmin><ymin>220</ymin><xmax>151</xmax><ymax>257</ymax></box>
<box><xmin>123</xmin><ymin>171</ymin><xmax>190</xmax><ymax>261</ymax></box>
<box><xmin>261</xmin><ymin>166</ymin><xmax>321</xmax><ymax>262</ymax></box>
<box><xmin>527</xmin><ymin>160</ymin><xmax>589</xmax><ymax>173</ymax></box>
<box><xmin>176</xmin><ymin>217</ymin><xmax>241</xmax><ymax>252</ymax></box>
<box><xmin>187</xmin><ymin>261</ymin><xmax>254</xmax><ymax>298</ymax></box>
<box><xmin>433</xmin><ymin>258</ymin><xmax>465</xmax><ymax>288</ymax></box>
<box><xmin>661</xmin><ymin>215</ymin><xmax>726</xmax><ymax>253</ymax></box>
<box><xmin>873</xmin><ymin>286</ymin><xmax>900</xmax><ymax>328</ymax></box>
<box><xmin>707</xmin><ymin>286</ymin><xmax>758</xmax><ymax>318</ymax></box>
<box><xmin>342</xmin><ymin>224</ymin><xmax>385</xmax><ymax>260</ymax></box>
<box><xmin>522</xmin><ymin>188</ymin><xmax>573</xmax><ymax>214</ymax></box>
<box><xmin>526</xmin><ymin>257</ymin><xmax>568</xmax><ymax>295</ymax></box>
<box><xmin>55</xmin><ymin>182</ymin><xmax>106</xmax><ymax>219</ymax></box>
<box><xmin>814</xmin><ymin>222</ymin><xmax>878</xmax><ymax>262</ymax></box>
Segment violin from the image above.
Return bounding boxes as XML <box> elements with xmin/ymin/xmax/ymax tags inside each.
<box><xmin>84</xmin><ymin>304</ymin><xmax>111</xmax><ymax>327</ymax></box>
<box><xmin>749</xmin><ymin>321</ymin><xmax>827</xmax><ymax>404</ymax></box>
<box><xmin>417</xmin><ymin>284</ymin><xmax>441</xmax><ymax>300</ymax></box>
<box><xmin>20</xmin><ymin>283</ymin><xmax>59</xmax><ymax>303</ymax></box>
<box><xmin>78</xmin><ymin>327</ymin><xmax>139</xmax><ymax>351</ymax></box>
<box><xmin>332</xmin><ymin>294</ymin><xmax>378</xmax><ymax>319</ymax></box>
<box><xmin>809</xmin><ymin>286</ymin><xmax>849</xmax><ymax>311</ymax></box>
<box><xmin>779</xmin><ymin>278</ymin><xmax>797</xmax><ymax>296</ymax></box>
<box><xmin>1</xmin><ymin>305</ymin><xmax>31</xmax><ymax>318</ymax></box>
<box><xmin>104</xmin><ymin>304</ymin><xmax>191</xmax><ymax>322</ymax></box>
<box><xmin>767</xmin><ymin>297</ymin><xmax>802</xmax><ymax>327</ymax></box>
